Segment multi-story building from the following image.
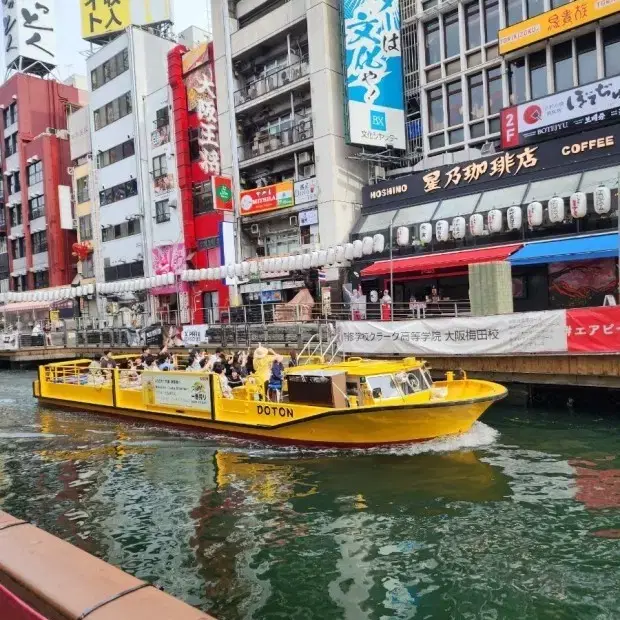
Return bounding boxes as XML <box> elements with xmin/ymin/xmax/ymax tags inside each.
<box><xmin>0</xmin><ymin>73</ymin><xmax>84</xmax><ymax>296</ymax></box>
<box><xmin>211</xmin><ymin>0</ymin><xmax>367</xmax><ymax>304</ymax></box>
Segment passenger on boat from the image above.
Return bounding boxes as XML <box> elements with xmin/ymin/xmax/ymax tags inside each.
<box><xmin>267</xmin><ymin>355</ymin><xmax>285</xmax><ymax>402</ymax></box>
<box><xmin>186</xmin><ymin>353</ymin><xmax>202</xmax><ymax>371</ymax></box>
<box><xmin>145</xmin><ymin>355</ymin><xmax>159</xmax><ymax>371</ymax></box>
<box><xmin>158</xmin><ymin>353</ymin><xmax>175</xmax><ymax>371</ymax></box>
<box><xmin>213</xmin><ymin>363</ymin><xmax>233</xmax><ymax>398</ymax></box>
<box><xmin>288</xmin><ymin>350</ymin><xmax>298</xmax><ymax>368</ymax></box>
<box><xmin>245</xmin><ymin>351</ymin><xmax>255</xmax><ymax>375</ymax></box>
<box><xmin>208</xmin><ymin>348</ymin><xmax>223</xmax><ymax>367</ymax></box>
<box><xmin>228</xmin><ymin>367</ymin><xmax>243</xmax><ymax>389</ymax></box>
<box><xmin>100</xmin><ymin>351</ymin><xmax>117</xmax><ymax>369</ymax></box>
<box><xmin>140</xmin><ymin>347</ymin><xmax>151</xmax><ymax>363</ymax></box>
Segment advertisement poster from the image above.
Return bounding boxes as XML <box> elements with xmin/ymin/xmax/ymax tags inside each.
<box><xmin>182</xmin><ymin>324</ymin><xmax>210</xmax><ymax>346</ymax></box>
<box><xmin>549</xmin><ymin>260</ymin><xmax>618</xmax><ymax>309</ymax></box>
<box><xmin>239</xmin><ymin>181</ymin><xmax>294</xmax><ymax>216</ymax></box>
<box><xmin>338</xmin><ymin>310</ymin><xmax>568</xmax><ymax>356</ymax></box>
<box><xmin>142</xmin><ymin>372</ymin><xmax>212</xmax><ymax>412</ymax></box>
<box><xmin>154</xmin><ymin>173</ymin><xmax>175</xmax><ymax>195</ymax></box>
<box><xmin>567</xmin><ymin>306</ymin><xmax>620</xmax><ymax>353</ymax></box>
<box><xmin>501</xmin><ymin>75</ymin><xmax>620</xmax><ymax>148</ymax></box>
<box><xmin>342</xmin><ymin>0</ymin><xmax>406</xmax><ymax>150</ymax></box>
<box><xmin>212</xmin><ymin>175</ymin><xmax>234</xmax><ymax>212</ymax></box>
<box><xmin>151</xmin><ymin>243</ymin><xmax>186</xmax><ymax>295</ymax></box>
<box><xmin>294</xmin><ymin>177</ymin><xmax>318</xmax><ymax>205</ymax></box>
<box><xmin>151</xmin><ymin>125</ymin><xmax>170</xmax><ymax>148</ymax></box>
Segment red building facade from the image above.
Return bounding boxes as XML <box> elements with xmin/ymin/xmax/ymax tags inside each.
<box><xmin>0</xmin><ymin>74</ymin><xmax>82</xmax><ymax>292</ymax></box>
<box><xmin>168</xmin><ymin>42</ymin><xmax>228</xmax><ymax>324</ymax></box>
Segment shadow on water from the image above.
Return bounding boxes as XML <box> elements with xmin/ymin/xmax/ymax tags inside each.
<box><xmin>0</xmin><ymin>370</ymin><xmax>619</xmax><ymax>619</ymax></box>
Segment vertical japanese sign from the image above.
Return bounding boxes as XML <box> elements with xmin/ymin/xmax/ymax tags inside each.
<box><xmin>2</xmin><ymin>0</ymin><xmax>57</xmax><ymax>69</ymax></box>
<box><xmin>80</xmin><ymin>0</ymin><xmax>130</xmax><ymax>40</ymax></box>
<box><xmin>211</xmin><ymin>175</ymin><xmax>233</xmax><ymax>212</ymax></box>
<box><xmin>342</xmin><ymin>0</ymin><xmax>406</xmax><ymax>150</ymax></box>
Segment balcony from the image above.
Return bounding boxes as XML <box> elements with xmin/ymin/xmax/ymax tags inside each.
<box><xmin>238</xmin><ymin>119</ymin><xmax>313</xmax><ymax>166</ymax></box>
<box><xmin>234</xmin><ymin>57</ymin><xmax>310</xmax><ymax>111</ymax></box>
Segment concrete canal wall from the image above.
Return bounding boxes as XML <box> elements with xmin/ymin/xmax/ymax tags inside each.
<box><xmin>0</xmin><ymin>511</ymin><xmax>215</xmax><ymax>620</ymax></box>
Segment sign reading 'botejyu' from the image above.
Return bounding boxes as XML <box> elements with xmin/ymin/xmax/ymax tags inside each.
<box><xmin>1</xmin><ymin>0</ymin><xmax>57</xmax><ymax>71</ymax></box>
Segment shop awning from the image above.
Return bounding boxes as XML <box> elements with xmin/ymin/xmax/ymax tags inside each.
<box><xmin>1</xmin><ymin>301</ymin><xmax>51</xmax><ymax>313</ymax></box>
<box><xmin>509</xmin><ymin>233</ymin><xmax>618</xmax><ymax>266</ymax></box>
<box><xmin>361</xmin><ymin>243</ymin><xmax>523</xmax><ymax>277</ymax></box>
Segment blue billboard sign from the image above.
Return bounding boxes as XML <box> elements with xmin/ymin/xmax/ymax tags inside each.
<box><xmin>342</xmin><ymin>0</ymin><xmax>406</xmax><ymax>150</ymax></box>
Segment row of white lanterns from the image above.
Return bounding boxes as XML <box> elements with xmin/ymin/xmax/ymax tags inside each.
<box><xmin>98</xmin><ymin>273</ymin><xmax>175</xmax><ymax>294</ymax></box>
<box><xmin>180</xmin><ymin>237</ymin><xmax>388</xmax><ymax>282</ymax></box>
<box><xmin>395</xmin><ymin>187</ymin><xmax>612</xmax><ymax>245</ymax></box>
<box><xmin>0</xmin><ymin>284</ymin><xmax>96</xmax><ymax>304</ymax></box>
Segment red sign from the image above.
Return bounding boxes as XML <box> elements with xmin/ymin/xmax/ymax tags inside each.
<box><xmin>500</xmin><ymin>107</ymin><xmax>519</xmax><ymax>149</ymax></box>
<box><xmin>567</xmin><ymin>306</ymin><xmax>620</xmax><ymax>353</ymax></box>
<box><xmin>239</xmin><ymin>181</ymin><xmax>294</xmax><ymax>216</ymax></box>
<box><xmin>212</xmin><ymin>175</ymin><xmax>233</xmax><ymax>212</ymax></box>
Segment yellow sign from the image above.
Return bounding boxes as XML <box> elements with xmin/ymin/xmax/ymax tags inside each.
<box><xmin>81</xmin><ymin>0</ymin><xmax>131</xmax><ymax>40</ymax></box>
<box><xmin>499</xmin><ymin>0</ymin><xmax>620</xmax><ymax>55</ymax></box>
<box><xmin>49</xmin><ymin>311</ymin><xmax>59</xmax><ymax>322</ymax></box>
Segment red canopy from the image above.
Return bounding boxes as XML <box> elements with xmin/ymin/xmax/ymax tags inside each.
<box><xmin>361</xmin><ymin>243</ymin><xmax>523</xmax><ymax>277</ymax></box>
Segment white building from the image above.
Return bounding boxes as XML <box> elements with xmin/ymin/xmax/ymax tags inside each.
<box><xmin>211</xmin><ymin>0</ymin><xmax>367</xmax><ymax>293</ymax></box>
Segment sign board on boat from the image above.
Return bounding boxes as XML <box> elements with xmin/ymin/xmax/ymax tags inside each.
<box><xmin>142</xmin><ymin>372</ymin><xmax>212</xmax><ymax>412</ymax></box>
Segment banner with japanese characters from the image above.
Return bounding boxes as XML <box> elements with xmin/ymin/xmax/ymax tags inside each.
<box><xmin>566</xmin><ymin>306</ymin><xmax>620</xmax><ymax>353</ymax></box>
<box><xmin>181</xmin><ymin>324</ymin><xmax>210</xmax><ymax>347</ymax></box>
<box><xmin>142</xmin><ymin>371</ymin><xmax>212</xmax><ymax>412</ymax></box>
<box><xmin>342</xmin><ymin>0</ymin><xmax>406</xmax><ymax>150</ymax></box>
<box><xmin>337</xmin><ymin>311</ymin><xmax>568</xmax><ymax>356</ymax></box>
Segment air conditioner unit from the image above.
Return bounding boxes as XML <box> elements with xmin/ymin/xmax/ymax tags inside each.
<box><xmin>302</xmin><ymin>164</ymin><xmax>315</xmax><ymax>178</ymax></box>
<box><xmin>250</xmin><ymin>223</ymin><xmax>260</xmax><ymax>235</ymax></box>
<box><xmin>45</xmin><ymin>127</ymin><xmax>57</xmax><ymax>135</ymax></box>
<box><xmin>67</xmin><ymin>166</ymin><xmax>74</xmax><ymax>175</ymax></box>
<box><xmin>289</xmin><ymin>215</ymin><xmax>298</xmax><ymax>227</ymax></box>
<box><xmin>298</xmin><ymin>151</ymin><xmax>313</xmax><ymax>165</ymax></box>
<box><xmin>267</xmin><ymin>75</ymin><xmax>278</xmax><ymax>91</ymax></box>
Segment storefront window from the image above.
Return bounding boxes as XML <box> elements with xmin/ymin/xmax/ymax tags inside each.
<box><xmin>529</xmin><ymin>50</ymin><xmax>547</xmax><ymax>99</ymax></box>
<box><xmin>523</xmin><ymin>174</ymin><xmax>581</xmax><ymax>204</ymax></box>
<box><xmin>487</xmin><ymin>66</ymin><xmax>503</xmax><ymax>114</ymax></box>
<box><xmin>483</xmin><ymin>0</ymin><xmax>499</xmax><ymax>43</ymax></box>
<box><xmin>577</xmin><ymin>33</ymin><xmax>597</xmax><ymax>85</ymax></box>
<box><xmin>393</xmin><ymin>202</ymin><xmax>440</xmax><ymax>227</ymax></box>
<box><xmin>604</xmin><ymin>24</ymin><xmax>620</xmax><ymax>77</ymax></box>
<box><xmin>527</xmin><ymin>0</ymin><xmax>544</xmax><ymax>17</ymax></box>
<box><xmin>425</xmin><ymin>19</ymin><xmax>441</xmax><ymax>65</ymax></box>
<box><xmin>434</xmin><ymin>193</ymin><xmax>482</xmax><ymax>219</ymax></box>
<box><xmin>553</xmin><ymin>41</ymin><xmax>573</xmax><ymax>91</ymax></box>
<box><xmin>428</xmin><ymin>87</ymin><xmax>444</xmax><ymax>132</ymax></box>
<box><xmin>444</xmin><ymin>11</ymin><xmax>460</xmax><ymax>58</ymax></box>
<box><xmin>468</xmin><ymin>72</ymin><xmax>484</xmax><ymax>120</ymax></box>
<box><xmin>447</xmin><ymin>80</ymin><xmax>463</xmax><ymax>126</ymax></box>
<box><xmin>509</xmin><ymin>58</ymin><xmax>526</xmax><ymax>104</ymax></box>
<box><xmin>475</xmin><ymin>184</ymin><xmax>528</xmax><ymax>212</ymax></box>
<box><xmin>357</xmin><ymin>210</ymin><xmax>398</xmax><ymax>234</ymax></box>
<box><xmin>505</xmin><ymin>0</ymin><xmax>523</xmax><ymax>26</ymax></box>
<box><xmin>465</xmin><ymin>2</ymin><xmax>481</xmax><ymax>50</ymax></box>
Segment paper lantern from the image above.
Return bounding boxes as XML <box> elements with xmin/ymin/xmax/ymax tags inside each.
<box><xmin>335</xmin><ymin>245</ymin><xmax>345</xmax><ymax>263</ymax></box>
<box><xmin>594</xmin><ymin>186</ymin><xmax>611</xmax><ymax>214</ymax></box>
<box><xmin>373</xmin><ymin>234</ymin><xmax>385</xmax><ymax>253</ymax></box>
<box><xmin>344</xmin><ymin>243</ymin><xmax>355</xmax><ymax>260</ymax></box>
<box><xmin>435</xmin><ymin>220</ymin><xmax>449</xmax><ymax>242</ymax></box>
<box><xmin>165</xmin><ymin>272</ymin><xmax>174</xmax><ymax>285</ymax></box>
<box><xmin>234</xmin><ymin>263</ymin><xmax>242</xmax><ymax>278</ymax></box>
<box><xmin>263</xmin><ymin>258</ymin><xmax>272</xmax><ymax>272</ymax></box>
<box><xmin>507</xmin><ymin>206</ymin><xmax>522</xmax><ymax>231</ymax></box>
<box><xmin>452</xmin><ymin>217</ymin><xmax>466</xmax><ymax>240</ymax></box>
<box><xmin>468</xmin><ymin>214</ymin><xmax>483</xmax><ymax>237</ymax></box>
<box><xmin>352</xmin><ymin>239</ymin><xmax>363</xmax><ymax>258</ymax></box>
<box><xmin>295</xmin><ymin>254</ymin><xmax>304</xmax><ymax>270</ymax></box>
<box><xmin>361</xmin><ymin>236</ymin><xmax>374</xmax><ymax>255</ymax></box>
<box><xmin>570</xmin><ymin>192</ymin><xmax>587</xmax><ymax>218</ymax></box>
<box><xmin>548</xmin><ymin>196</ymin><xmax>565</xmax><ymax>223</ymax></box>
<box><xmin>318</xmin><ymin>250</ymin><xmax>328</xmax><ymax>265</ymax></box>
<box><xmin>77</xmin><ymin>286</ymin><xmax>84</xmax><ymax>297</ymax></box>
<box><xmin>274</xmin><ymin>257</ymin><xmax>283</xmax><ymax>272</ymax></box>
<box><xmin>249</xmin><ymin>262</ymin><xmax>258</xmax><ymax>275</ymax></box>
<box><xmin>302</xmin><ymin>253</ymin><xmax>311</xmax><ymax>269</ymax></box>
<box><xmin>310</xmin><ymin>251</ymin><xmax>319</xmax><ymax>267</ymax></box>
<box><xmin>419</xmin><ymin>222</ymin><xmax>433</xmax><ymax>244</ymax></box>
<box><xmin>326</xmin><ymin>247</ymin><xmax>336</xmax><ymax>264</ymax></box>
<box><xmin>224</xmin><ymin>264</ymin><xmax>233</xmax><ymax>278</ymax></box>
<box><xmin>282</xmin><ymin>256</ymin><xmax>291</xmax><ymax>271</ymax></box>
<box><xmin>527</xmin><ymin>201</ymin><xmax>543</xmax><ymax>227</ymax></box>
<box><xmin>180</xmin><ymin>270</ymin><xmax>189</xmax><ymax>282</ymax></box>
<box><xmin>396</xmin><ymin>226</ymin><xmax>410</xmax><ymax>246</ymax></box>
<box><xmin>487</xmin><ymin>209</ymin><xmax>502</xmax><ymax>233</ymax></box>
<box><xmin>242</xmin><ymin>262</ymin><xmax>250</xmax><ymax>277</ymax></box>
<box><xmin>87</xmin><ymin>284</ymin><xmax>95</xmax><ymax>295</ymax></box>
<box><xmin>218</xmin><ymin>266</ymin><xmax>226</xmax><ymax>279</ymax></box>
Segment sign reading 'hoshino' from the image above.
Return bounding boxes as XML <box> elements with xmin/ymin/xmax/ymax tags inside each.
<box><xmin>501</xmin><ymin>75</ymin><xmax>620</xmax><ymax>149</ymax></box>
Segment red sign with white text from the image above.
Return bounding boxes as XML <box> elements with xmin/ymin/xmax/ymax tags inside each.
<box><xmin>500</xmin><ymin>107</ymin><xmax>520</xmax><ymax>149</ymax></box>
<box><xmin>567</xmin><ymin>306</ymin><xmax>620</xmax><ymax>353</ymax></box>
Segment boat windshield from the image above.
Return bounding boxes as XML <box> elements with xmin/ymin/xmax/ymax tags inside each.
<box><xmin>366</xmin><ymin>374</ymin><xmax>402</xmax><ymax>400</ymax></box>
<box><xmin>366</xmin><ymin>369</ymin><xmax>431</xmax><ymax>400</ymax></box>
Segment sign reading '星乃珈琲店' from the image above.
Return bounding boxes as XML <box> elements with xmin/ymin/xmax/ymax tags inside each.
<box><xmin>362</xmin><ymin>125</ymin><xmax>620</xmax><ymax>207</ymax></box>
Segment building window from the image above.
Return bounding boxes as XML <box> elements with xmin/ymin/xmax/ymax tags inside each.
<box><xmin>0</xmin><ymin>236</ymin><xmax>7</xmax><ymax>254</ymax></box>
<box><xmin>604</xmin><ymin>24</ymin><xmax>620</xmax><ymax>77</ymax></box>
<box><xmin>93</xmin><ymin>92</ymin><xmax>132</xmax><ymax>131</ymax></box>
<box><xmin>553</xmin><ymin>41</ymin><xmax>573</xmax><ymax>91</ymax></box>
<box><xmin>465</xmin><ymin>2</ymin><xmax>481</xmax><ymax>50</ymax></box>
<box><xmin>506</xmin><ymin>0</ymin><xmax>523</xmax><ymax>26</ymax></box>
<box><xmin>7</xmin><ymin>172</ymin><xmax>20</xmax><ymax>195</ymax></box>
<box><xmin>483</xmin><ymin>0</ymin><xmax>499</xmax><ymax>43</ymax></box>
<box><xmin>3</xmin><ymin>101</ymin><xmax>17</xmax><ymax>127</ymax></box>
<box><xmin>27</xmin><ymin>161</ymin><xmax>43</xmax><ymax>186</ymax></box>
<box><xmin>443</xmin><ymin>11</ymin><xmax>460</xmax><ymax>59</ymax></box>
<box><xmin>91</xmin><ymin>49</ymin><xmax>129</xmax><ymax>91</ymax></box>
<box><xmin>152</xmin><ymin>154</ymin><xmax>167</xmax><ymax>179</ymax></box>
<box><xmin>79</xmin><ymin>214</ymin><xmax>93</xmax><ymax>241</ymax></box>
<box><xmin>156</xmin><ymin>107</ymin><xmax>169</xmax><ymax>128</ymax></box>
<box><xmin>104</xmin><ymin>260</ymin><xmax>144</xmax><ymax>282</ymax></box>
<box><xmin>425</xmin><ymin>19</ymin><xmax>441</xmax><ymax>65</ymax></box>
<box><xmin>447</xmin><ymin>80</ymin><xmax>463</xmax><ymax>126</ymax></box>
<box><xmin>529</xmin><ymin>50</ymin><xmax>547</xmax><ymax>99</ymax></box>
<box><xmin>428</xmin><ymin>87</ymin><xmax>444</xmax><ymax>132</ymax></box>
<box><xmin>97</xmin><ymin>139</ymin><xmax>135</xmax><ymax>168</ymax></box>
<box><xmin>509</xmin><ymin>58</ymin><xmax>526</xmax><ymax>104</ymax></box>
<box><xmin>101</xmin><ymin>218</ymin><xmax>141</xmax><ymax>242</ymax></box>
<box><xmin>81</xmin><ymin>256</ymin><xmax>95</xmax><ymax>278</ymax></box>
<box><xmin>527</xmin><ymin>0</ymin><xmax>544</xmax><ymax>17</ymax></box>
<box><xmin>9</xmin><ymin>206</ymin><xmax>22</xmax><ymax>227</ymax></box>
<box><xmin>99</xmin><ymin>179</ymin><xmax>138</xmax><ymax>207</ymax></box>
<box><xmin>577</xmin><ymin>33</ymin><xmax>597</xmax><ymax>85</ymax></box>
<box><xmin>31</xmin><ymin>231</ymin><xmax>47</xmax><ymax>254</ymax></box>
<box><xmin>155</xmin><ymin>199</ymin><xmax>170</xmax><ymax>223</ymax></box>
<box><xmin>487</xmin><ymin>65</ymin><xmax>503</xmax><ymax>114</ymax></box>
<box><xmin>34</xmin><ymin>270</ymin><xmax>49</xmax><ymax>289</ymax></box>
<box><xmin>76</xmin><ymin>176</ymin><xmax>90</xmax><ymax>204</ymax></box>
<box><xmin>189</xmin><ymin>127</ymin><xmax>200</xmax><ymax>161</ymax></box>
<box><xmin>4</xmin><ymin>133</ymin><xmax>17</xmax><ymax>157</ymax></box>
<box><xmin>468</xmin><ymin>72</ymin><xmax>484</xmax><ymax>120</ymax></box>
<box><xmin>28</xmin><ymin>195</ymin><xmax>45</xmax><ymax>220</ymax></box>
<box><xmin>11</xmin><ymin>237</ymin><xmax>25</xmax><ymax>259</ymax></box>
<box><xmin>193</xmin><ymin>183</ymin><xmax>214</xmax><ymax>215</ymax></box>
<box><xmin>12</xmin><ymin>275</ymin><xmax>26</xmax><ymax>292</ymax></box>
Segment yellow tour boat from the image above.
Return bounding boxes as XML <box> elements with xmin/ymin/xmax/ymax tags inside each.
<box><xmin>33</xmin><ymin>355</ymin><xmax>506</xmax><ymax>448</ymax></box>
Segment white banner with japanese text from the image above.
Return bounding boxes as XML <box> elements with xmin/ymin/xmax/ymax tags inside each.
<box><xmin>337</xmin><ymin>311</ymin><xmax>568</xmax><ymax>356</ymax></box>
<box><xmin>182</xmin><ymin>324</ymin><xmax>210</xmax><ymax>347</ymax></box>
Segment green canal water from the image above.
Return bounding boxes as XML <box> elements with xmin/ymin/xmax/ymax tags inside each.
<box><xmin>0</xmin><ymin>371</ymin><xmax>619</xmax><ymax>619</ymax></box>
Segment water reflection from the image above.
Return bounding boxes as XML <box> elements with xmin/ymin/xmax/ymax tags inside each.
<box><xmin>0</xmin><ymin>371</ymin><xmax>619</xmax><ymax>619</ymax></box>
